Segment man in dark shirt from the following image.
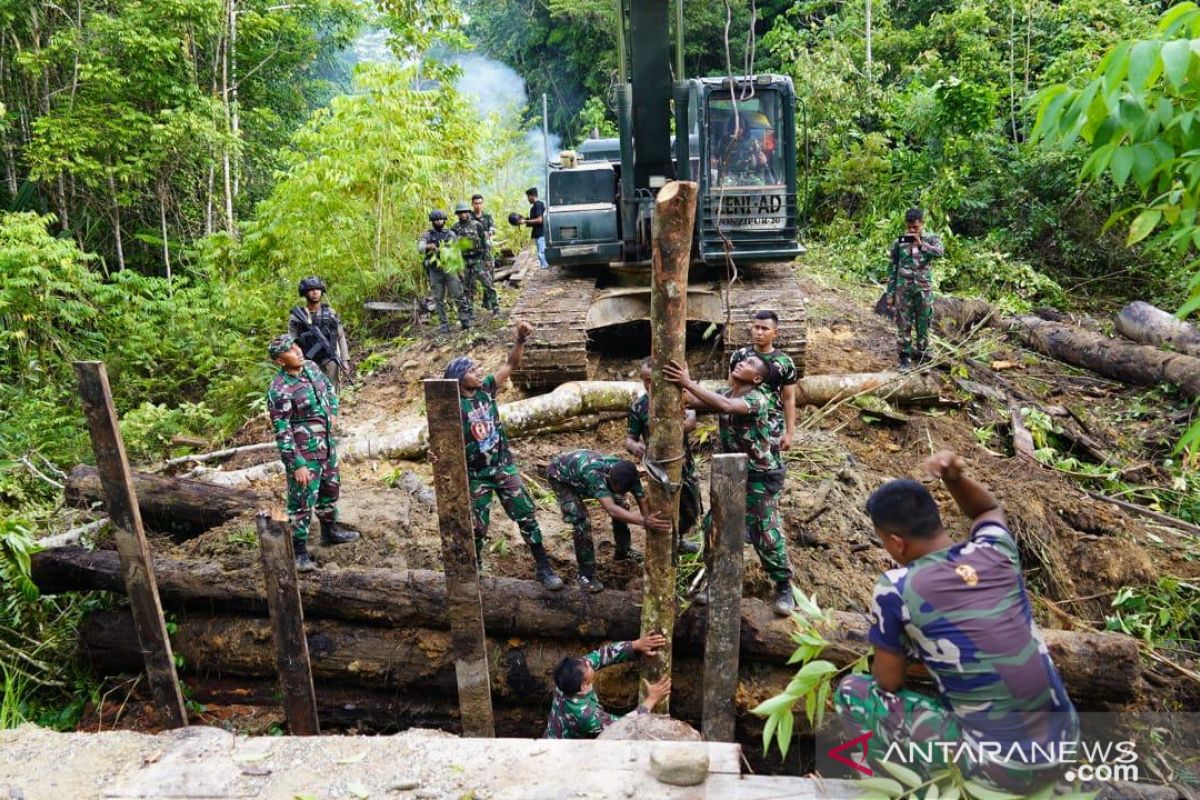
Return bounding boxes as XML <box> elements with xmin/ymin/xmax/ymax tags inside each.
<box><xmin>525</xmin><ymin>186</ymin><xmax>548</xmax><ymax>270</ymax></box>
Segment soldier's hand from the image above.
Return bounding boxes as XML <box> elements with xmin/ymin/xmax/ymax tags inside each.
<box><xmin>294</xmin><ymin>466</ymin><xmax>312</xmax><ymax>488</ymax></box>
<box><xmin>885</xmin><ymin>294</ymin><xmax>895</xmax><ymax>309</ymax></box>
<box><xmin>514</xmin><ymin>319</ymin><xmax>534</xmax><ymax>339</ymax></box>
<box><xmin>643</xmin><ymin>675</ymin><xmax>671</xmax><ymax>707</ymax></box>
<box><xmin>926</xmin><ymin>450</ymin><xmax>965</xmax><ymax>483</ymax></box>
<box><xmin>633</xmin><ymin>631</ymin><xmax>668</xmax><ymax>656</ymax></box>
<box><xmin>780</xmin><ymin>431</ymin><xmax>793</xmax><ymax>451</ymax></box>
<box><xmin>642</xmin><ymin>512</ymin><xmax>673</xmax><ymax>533</ymax></box>
<box><xmin>662</xmin><ymin>359</ymin><xmax>689</xmax><ymax>385</ymax></box>
<box><xmin>627</xmin><ymin>441</ymin><xmax>647</xmax><ymax>459</ymax></box>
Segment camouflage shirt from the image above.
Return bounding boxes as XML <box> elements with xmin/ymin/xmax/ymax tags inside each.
<box><xmin>471</xmin><ymin>211</ymin><xmax>496</xmax><ymax>261</ymax></box>
<box><xmin>717</xmin><ymin>387</ymin><xmax>779</xmax><ymax>474</ymax></box>
<box><xmin>417</xmin><ymin>227</ymin><xmax>456</xmax><ymax>271</ymax></box>
<box><xmin>267</xmin><ymin>361</ymin><xmax>339</xmax><ymax>472</ymax></box>
<box><xmin>450</xmin><ymin>218</ymin><xmax>486</xmax><ymax>260</ymax></box>
<box><xmin>887</xmin><ymin>233</ymin><xmax>944</xmax><ymax>290</ymax></box>
<box><xmin>544</xmin><ymin>641</ymin><xmax>637</xmax><ymax>739</ymax></box>
<box><xmin>627</xmin><ymin>392</ymin><xmax>697</xmax><ymax>484</ymax></box>
<box><xmin>547</xmin><ymin>449</ymin><xmax>645</xmax><ymax>501</ymax></box>
<box><xmin>460</xmin><ymin>374</ymin><xmax>511</xmax><ymax>472</ymax></box>
<box><xmin>869</xmin><ymin>521</ymin><xmax>1077</xmax><ymax>748</ymax></box>
<box><xmin>728</xmin><ymin>346</ymin><xmax>797</xmax><ymax>440</ymax></box>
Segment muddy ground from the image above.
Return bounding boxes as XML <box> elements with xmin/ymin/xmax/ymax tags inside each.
<box><xmin>80</xmin><ymin>259</ymin><xmax>1200</xmax><ymax>737</ymax></box>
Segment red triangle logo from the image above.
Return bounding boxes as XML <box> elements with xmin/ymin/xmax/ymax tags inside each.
<box><xmin>827</xmin><ymin>731</ymin><xmax>874</xmax><ymax>776</ymax></box>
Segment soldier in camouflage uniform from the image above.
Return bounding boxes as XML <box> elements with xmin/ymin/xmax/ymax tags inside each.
<box><xmin>471</xmin><ymin>193</ymin><xmax>500</xmax><ymax>309</ymax></box>
<box><xmin>266</xmin><ymin>334</ymin><xmax>359</xmax><ymax>572</ymax></box>
<box><xmin>664</xmin><ymin>357</ymin><xmax>797</xmax><ymax>616</ymax></box>
<box><xmin>289</xmin><ymin>276</ymin><xmax>350</xmax><ymax>390</ymax></box>
<box><xmin>545</xmin><ymin>632</ymin><xmax>671</xmax><ymax>739</ymax></box>
<box><xmin>886</xmin><ymin>207</ymin><xmax>944</xmax><ymax>368</ymax></box>
<box><xmin>418</xmin><ymin>209</ymin><xmax>472</xmax><ymax>333</ymax></box>
<box><xmin>834</xmin><ymin>451</ymin><xmax>1078</xmax><ymax>791</ymax></box>
<box><xmin>624</xmin><ymin>357</ymin><xmax>701</xmax><ymax>555</ymax></box>
<box><xmin>545</xmin><ymin>449</ymin><xmax>672</xmax><ymax>592</ymax></box>
<box><xmin>443</xmin><ymin>319</ymin><xmax>563</xmax><ymax>591</ymax></box>
<box><xmin>728</xmin><ymin>309</ymin><xmax>798</xmax><ymax>452</ymax></box>
<box><xmin>452</xmin><ymin>201</ymin><xmax>499</xmax><ymax>317</ymax></box>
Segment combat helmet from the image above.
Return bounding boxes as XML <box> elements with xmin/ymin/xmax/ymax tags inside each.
<box><xmin>454</xmin><ymin>201</ymin><xmax>472</xmax><ymax>214</ymax></box>
<box><xmin>429</xmin><ymin>209</ymin><xmax>448</xmax><ymax>222</ymax></box>
<box><xmin>298</xmin><ymin>276</ymin><xmax>326</xmax><ymax>296</ymax></box>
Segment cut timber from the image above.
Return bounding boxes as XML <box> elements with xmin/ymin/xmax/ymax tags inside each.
<box><xmin>1115</xmin><ymin>301</ymin><xmax>1200</xmax><ymax>358</ymax></box>
<box><xmin>722</xmin><ymin>262</ymin><xmax>809</xmax><ymax>376</ymax></box>
<box><xmin>1010</xmin><ymin>316</ymin><xmax>1200</xmax><ymax>400</ymax></box>
<box><xmin>66</xmin><ymin>465</ymin><xmax>264</xmax><ymax>536</ymax></box>
<box><xmin>794</xmin><ymin>372</ymin><xmax>943</xmax><ymax>407</ymax></box>
<box><xmin>34</xmin><ymin>549</ymin><xmax>1139</xmax><ymax>705</ymax></box>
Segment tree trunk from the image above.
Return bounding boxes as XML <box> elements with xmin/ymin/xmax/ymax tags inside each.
<box><xmin>108</xmin><ymin>173</ymin><xmax>125</xmax><ymax>271</ymax></box>
<box><xmin>1011</xmin><ymin>316</ymin><xmax>1200</xmax><ymax>399</ymax></box>
<box><xmin>34</xmin><ymin>549</ymin><xmax>1139</xmax><ymax>705</ymax></box>
<box><xmin>200</xmin><ymin>374</ymin><xmax>948</xmax><ymax>487</ymax></box>
<box><xmin>643</xmin><ymin>180</ymin><xmax>697</xmax><ymax>704</ymax></box>
<box><xmin>1115</xmin><ymin>301</ymin><xmax>1200</xmax><ymax>358</ymax></box>
<box><xmin>64</xmin><ymin>465</ymin><xmax>264</xmax><ymax>537</ymax></box>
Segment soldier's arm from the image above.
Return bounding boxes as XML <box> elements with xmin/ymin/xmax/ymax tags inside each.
<box><xmin>926</xmin><ymin>451</ymin><xmax>1005</xmax><ymax>530</ymax></box>
<box><xmin>493</xmin><ymin>320</ymin><xmax>532</xmax><ymax>391</ymax></box>
<box><xmin>267</xmin><ymin>391</ymin><xmax>302</xmax><ymax>471</ymax></box>
<box><xmin>288</xmin><ymin>309</ymin><xmax>305</xmax><ymax>339</ymax></box>
<box><xmin>886</xmin><ymin>241</ymin><xmax>900</xmax><ymax>296</ymax></box>
<box><xmin>919</xmin><ymin>233</ymin><xmax>944</xmax><ymax>258</ymax></box>
<box><xmin>782</xmin><ymin>384</ymin><xmax>797</xmax><ymax>444</ymax></box>
<box><xmin>417</xmin><ymin>233</ymin><xmax>430</xmax><ymax>254</ymax></box>
<box><xmin>868</xmin><ymin>575</ymin><xmax>908</xmax><ymax>692</ymax></box>
<box><xmin>587</xmin><ymin>640</ymin><xmax>634</xmax><ymax>670</ymax></box>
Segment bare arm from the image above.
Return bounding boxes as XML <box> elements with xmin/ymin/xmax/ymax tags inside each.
<box><xmin>599</xmin><ymin>496</ymin><xmax>671</xmax><ymax>532</ymax></box>
<box><xmin>625</xmin><ymin>436</ymin><xmax>646</xmax><ymax>458</ymax></box>
<box><xmin>493</xmin><ymin>320</ymin><xmax>533</xmax><ymax>391</ymax></box>
<box><xmin>926</xmin><ymin>451</ymin><xmax>1006</xmax><ymax>529</ymax></box>
<box><xmin>662</xmin><ymin>360</ymin><xmax>748</xmax><ymax>415</ymax></box>
<box><xmin>781</xmin><ymin>384</ymin><xmax>796</xmax><ymax>449</ymax></box>
<box><xmin>683</xmin><ymin>408</ymin><xmax>697</xmax><ymax>434</ymax></box>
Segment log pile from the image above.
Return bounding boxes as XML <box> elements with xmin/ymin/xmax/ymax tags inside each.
<box><xmin>34</xmin><ymin>548</ymin><xmax>1142</xmax><ymax>707</ymax></box>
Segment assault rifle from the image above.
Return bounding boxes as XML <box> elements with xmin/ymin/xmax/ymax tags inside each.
<box><xmin>289</xmin><ymin>307</ymin><xmax>353</xmax><ymax>384</ymax></box>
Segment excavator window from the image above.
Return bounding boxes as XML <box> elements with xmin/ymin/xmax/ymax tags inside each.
<box><xmin>707</xmin><ymin>91</ymin><xmax>785</xmax><ymax>189</ymax></box>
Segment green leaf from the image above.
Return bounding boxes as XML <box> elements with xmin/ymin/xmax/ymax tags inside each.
<box><xmin>1129</xmin><ymin>40</ymin><xmax>1164</xmax><ymax>89</ymax></box>
<box><xmin>856</xmin><ymin>778</ymin><xmax>905</xmax><ymax>797</ymax></box>
<box><xmin>1111</xmin><ymin>146</ymin><xmax>1134</xmax><ymax>187</ymax></box>
<box><xmin>878</xmin><ymin>759</ymin><xmax>923</xmax><ymax>789</ymax></box>
<box><xmin>1128</xmin><ymin>208</ymin><xmax>1163</xmax><ymax>244</ymax></box>
<box><xmin>941</xmin><ymin>787</ymin><xmax>961</xmax><ymax>800</ymax></box>
<box><xmin>926</xmin><ymin>782</ymin><xmax>940</xmax><ymax>800</ymax></box>
<box><xmin>962</xmin><ymin>780</ymin><xmax>1022</xmax><ymax>800</ymax></box>
<box><xmin>751</xmin><ymin>694</ymin><xmax>797</xmax><ymax>717</ymax></box>
<box><xmin>762</xmin><ymin>709</ymin><xmax>780</xmax><ymax>750</ymax></box>
<box><xmin>1161</xmin><ymin>39</ymin><xmax>1193</xmax><ymax>91</ymax></box>
<box><xmin>776</xmin><ymin>708</ymin><xmax>794</xmax><ymax>757</ymax></box>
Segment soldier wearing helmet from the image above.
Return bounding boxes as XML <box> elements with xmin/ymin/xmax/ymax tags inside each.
<box><xmin>418</xmin><ymin>209</ymin><xmax>472</xmax><ymax>334</ymax></box>
<box><xmin>452</xmin><ymin>201</ymin><xmax>499</xmax><ymax>318</ymax></box>
<box><xmin>288</xmin><ymin>276</ymin><xmax>350</xmax><ymax>389</ymax></box>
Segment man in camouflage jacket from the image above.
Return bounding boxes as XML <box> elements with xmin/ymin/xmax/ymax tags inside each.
<box><xmin>266</xmin><ymin>334</ymin><xmax>359</xmax><ymax>571</ymax></box>
<box><xmin>727</xmin><ymin>309</ymin><xmax>797</xmax><ymax>452</ymax></box>
<box><xmin>452</xmin><ymin>202</ymin><xmax>499</xmax><ymax>316</ymax></box>
<box><xmin>664</xmin><ymin>356</ymin><xmax>797</xmax><ymax>617</ymax></box>
<box><xmin>544</xmin><ymin>632</ymin><xmax>671</xmax><ymax>739</ymax></box>
<box><xmin>886</xmin><ymin>207</ymin><xmax>944</xmax><ymax>368</ymax></box>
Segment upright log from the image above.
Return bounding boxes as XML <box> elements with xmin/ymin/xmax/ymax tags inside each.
<box><xmin>643</xmin><ymin>179</ymin><xmax>698</xmax><ymax>709</ymax></box>
<box><xmin>72</xmin><ymin>362</ymin><xmax>187</xmax><ymax>728</ymax></box>
<box><xmin>423</xmin><ymin>378</ymin><xmax>495</xmax><ymax>737</ymax></box>
<box><xmin>703</xmin><ymin>454</ymin><xmax>747</xmax><ymax>742</ymax></box>
<box><xmin>255</xmin><ymin>513</ymin><xmax>319</xmax><ymax>735</ymax></box>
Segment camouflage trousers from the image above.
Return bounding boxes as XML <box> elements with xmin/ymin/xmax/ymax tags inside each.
<box><xmin>428</xmin><ymin>267</ymin><xmax>472</xmax><ymax>327</ymax></box>
<box><xmin>701</xmin><ymin>467</ymin><xmax>791</xmax><ymax>583</ymax></box>
<box><xmin>470</xmin><ymin>461</ymin><xmax>543</xmax><ymax>556</ymax></box>
<box><xmin>285</xmin><ymin>452</ymin><xmax>340</xmax><ymax>542</ymax></box>
<box><xmin>549</xmin><ymin>479</ymin><xmax>632</xmax><ymax>576</ymax></box>
<box><xmin>464</xmin><ymin>258</ymin><xmax>499</xmax><ymax>313</ymax></box>
<box><xmin>895</xmin><ymin>274</ymin><xmax>933</xmax><ymax>358</ymax></box>
<box><xmin>835</xmin><ymin>675</ymin><xmax>1064</xmax><ymax>793</ymax></box>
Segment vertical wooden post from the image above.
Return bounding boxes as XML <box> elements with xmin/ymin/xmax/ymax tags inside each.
<box><xmin>424</xmin><ymin>378</ymin><xmax>495</xmax><ymax>737</ymax></box>
<box><xmin>255</xmin><ymin>513</ymin><xmax>319</xmax><ymax>735</ymax></box>
<box><xmin>702</xmin><ymin>453</ymin><xmax>747</xmax><ymax>742</ymax></box>
<box><xmin>641</xmin><ymin>179</ymin><xmax>699</xmax><ymax>711</ymax></box>
<box><xmin>72</xmin><ymin>361</ymin><xmax>188</xmax><ymax>728</ymax></box>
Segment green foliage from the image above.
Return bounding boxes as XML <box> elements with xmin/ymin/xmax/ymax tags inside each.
<box><xmin>121</xmin><ymin>402</ymin><xmax>217</xmax><ymax>462</ymax></box>
<box><xmin>1106</xmin><ymin>576</ymin><xmax>1200</xmax><ymax>645</ymax></box>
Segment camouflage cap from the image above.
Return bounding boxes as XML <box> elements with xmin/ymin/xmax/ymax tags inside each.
<box><xmin>268</xmin><ymin>334</ymin><xmax>296</xmax><ymax>358</ymax></box>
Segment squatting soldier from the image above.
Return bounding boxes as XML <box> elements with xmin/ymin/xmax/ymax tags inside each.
<box><xmin>664</xmin><ymin>357</ymin><xmax>797</xmax><ymax>616</ymax></box>
<box><xmin>728</xmin><ymin>310</ymin><xmax>797</xmax><ymax>452</ymax></box>
<box><xmin>289</xmin><ymin>276</ymin><xmax>350</xmax><ymax>390</ymax></box>
<box><xmin>545</xmin><ymin>633</ymin><xmax>672</xmax><ymax>739</ymax></box>
<box><xmin>443</xmin><ymin>319</ymin><xmax>564</xmax><ymax>591</ymax></box>
<box><xmin>886</xmin><ymin>207</ymin><xmax>944</xmax><ymax>368</ymax></box>
<box><xmin>624</xmin><ymin>357</ymin><xmax>701</xmax><ymax>555</ymax></box>
<box><xmin>545</xmin><ymin>449</ymin><xmax>672</xmax><ymax>592</ymax></box>
<box><xmin>834</xmin><ymin>452</ymin><xmax>1078</xmax><ymax>791</ymax></box>
<box><xmin>266</xmin><ymin>335</ymin><xmax>359</xmax><ymax>572</ymax></box>
<box><xmin>418</xmin><ymin>209</ymin><xmax>472</xmax><ymax>333</ymax></box>
<box><xmin>452</xmin><ymin>201</ymin><xmax>499</xmax><ymax>316</ymax></box>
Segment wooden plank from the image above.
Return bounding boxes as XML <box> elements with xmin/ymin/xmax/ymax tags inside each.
<box><xmin>255</xmin><ymin>513</ymin><xmax>320</xmax><ymax>735</ymax></box>
<box><xmin>703</xmin><ymin>453</ymin><xmax>747</xmax><ymax>742</ymax></box>
<box><xmin>423</xmin><ymin>378</ymin><xmax>495</xmax><ymax>737</ymax></box>
<box><xmin>72</xmin><ymin>361</ymin><xmax>188</xmax><ymax>729</ymax></box>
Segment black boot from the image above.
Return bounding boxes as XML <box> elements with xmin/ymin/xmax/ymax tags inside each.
<box><xmin>678</xmin><ymin>537</ymin><xmax>700</xmax><ymax>555</ymax></box>
<box><xmin>577</xmin><ymin>573</ymin><xmax>604</xmax><ymax>593</ymax></box>
<box><xmin>773</xmin><ymin>580</ymin><xmax>797</xmax><ymax>617</ymax></box>
<box><xmin>530</xmin><ymin>544</ymin><xmax>564</xmax><ymax>591</ymax></box>
<box><xmin>293</xmin><ymin>538</ymin><xmax>317</xmax><ymax>573</ymax></box>
<box><xmin>320</xmin><ymin>519</ymin><xmax>359</xmax><ymax>546</ymax></box>
<box><xmin>898</xmin><ymin>353</ymin><xmax>913</xmax><ymax>371</ymax></box>
<box><xmin>614</xmin><ymin>545</ymin><xmax>643</xmax><ymax>563</ymax></box>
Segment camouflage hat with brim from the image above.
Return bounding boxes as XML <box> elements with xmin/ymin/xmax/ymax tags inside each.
<box><xmin>268</xmin><ymin>334</ymin><xmax>296</xmax><ymax>358</ymax></box>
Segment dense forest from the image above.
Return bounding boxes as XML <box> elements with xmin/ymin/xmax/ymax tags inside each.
<box><xmin>1</xmin><ymin>0</ymin><xmax>1198</xmax><ymax>733</ymax></box>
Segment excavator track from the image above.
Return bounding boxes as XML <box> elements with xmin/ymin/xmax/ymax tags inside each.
<box><xmin>720</xmin><ymin>261</ymin><xmax>808</xmax><ymax>377</ymax></box>
<box><xmin>511</xmin><ymin>260</ymin><xmax>596</xmax><ymax>390</ymax></box>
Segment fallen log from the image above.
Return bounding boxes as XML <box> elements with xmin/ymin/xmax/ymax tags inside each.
<box><xmin>34</xmin><ymin>548</ymin><xmax>1139</xmax><ymax>704</ymax></box>
<box><xmin>1010</xmin><ymin>316</ymin><xmax>1200</xmax><ymax>400</ymax></box>
<box><xmin>200</xmin><ymin>373</ymin><xmax>950</xmax><ymax>487</ymax></box>
<box><xmin>1115</xmin><ymin>301</ymin><xmax>1200</xmax><ymax>358</ymax></box>
<box><xmin>64</xmin><ymin>465</ymin><xmax>266</xmax><ymax>537</ymax></box>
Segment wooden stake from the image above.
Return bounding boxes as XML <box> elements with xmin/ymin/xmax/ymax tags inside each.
<box><xmin>72</xmin><ymin>361</ymin><xmax>188</xmax><ymax>729</ymax></box>
<box><xmin>703</xmin><ymin>453</ymin><xmax>746</xmax><ymax>742</ymax></box>
<box><xmin>423</xmin><ymin>378</ymin><xmax>495</xmax><ymax>737</ymax></box>
<box><xmin>641</xmin><ymin>179</ymin><xmax>699</xmax><ymax>710</ymax></box>
<box><xmin>255</xmin><ymin>513</ymin><xmax>319</xmax><ymax>735</ymax></box>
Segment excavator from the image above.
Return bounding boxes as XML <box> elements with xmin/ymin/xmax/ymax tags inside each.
<box><xmin>511</xmin><ymin>0</ymin><xmax>808</xmax><ymax>388</ymax></box>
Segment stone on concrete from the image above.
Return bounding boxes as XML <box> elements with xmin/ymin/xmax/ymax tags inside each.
<box><xmin>648</xmin><ymin>743</ymin><xmax>709</xmax><ymax>787</ymax></box>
